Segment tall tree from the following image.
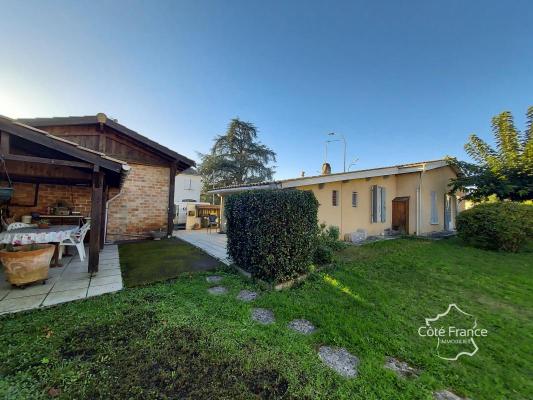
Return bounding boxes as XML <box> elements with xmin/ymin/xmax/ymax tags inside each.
<box><xmin>198</xmin><ymin>119</ymin><xmax>276</xmax><ymax>200</ymax></box>
<box><xmin>448</xmin><ymin>107</ymin><xmax>533</xmax><ymax>201</ymax></box>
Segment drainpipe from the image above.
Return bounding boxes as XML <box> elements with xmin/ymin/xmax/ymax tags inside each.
<box><xmin>416</xmin><ymin>163</ymin><xmax>426</xmax><ymax>236</ymax></box>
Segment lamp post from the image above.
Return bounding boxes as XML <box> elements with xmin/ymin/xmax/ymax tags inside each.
<box><xmin>327</xmin><ymin>132</ymin><xmax>347</xmax><ymax>172</ymax></box>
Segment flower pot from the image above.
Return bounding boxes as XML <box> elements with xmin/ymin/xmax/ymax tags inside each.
<box><xmin>0</xmin><ymin>187</ymin><xmax>13</xmax><ymax>202</ymax></box>
<box><xmin>38</xmin><ymin>224</ymin><xmax>50</xmax><ymax>229</ymax></box>
<box><xmin>0</xmin><ymin>244</ymin><xmax>55</xmax><ymax>286</ymax></box>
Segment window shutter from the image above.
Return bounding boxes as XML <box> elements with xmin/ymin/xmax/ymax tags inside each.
<box><xmin>352</xmin><ymin>192</ymin><xmax>358</xmax><ymax>207</ymax></box>
<box><xmin>381</xmin><ymin>187</ymin><xmax>386</xmax><ymax>222</ymax></box>
<box><xmin>370</xmin><ymin>186</ymin><xmax>376</xmax><ymax>223</ymax></box>
<box><xmin>430</xmin><ymin>191</ymin><xmax>438</xmax><ymax>224</ymax></box>
<box><xmin>332</xmin><ymin>190</ymin><xmax>338</xmax><ymax>206</ymax></box>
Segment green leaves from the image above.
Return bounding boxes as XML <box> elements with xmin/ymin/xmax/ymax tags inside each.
<box><xmin>448</xmin><ymin>107</ymin><xmax>533</xmax><ymax>201</ymax></box>
<box><xmin>456</xmin><ymin>202</ymin><xmax>533</xmax><ymax>252</ymax></box>
<box><xmin>198</xmin><ymin>119</ymin><xmax>277</xmax><ymax>195</ymax></box>
<box><xmin>225</xmin><ymin>190</ymin><xmax>319</xmax><ymax>283</ymax></box>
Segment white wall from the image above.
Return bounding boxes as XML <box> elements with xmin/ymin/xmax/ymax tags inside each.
<box><xmin>175</xmin><ymin>173</ymin><xmax>201</xmax><ymax>202</ymax></box>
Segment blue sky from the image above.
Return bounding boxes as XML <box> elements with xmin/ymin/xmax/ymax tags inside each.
<box><xmin>1</xmin><ymin>1</ymin><xmax>532</xmax><ymax>179</ymax></box>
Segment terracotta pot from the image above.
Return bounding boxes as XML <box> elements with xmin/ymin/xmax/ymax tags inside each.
<box><xmin>38</xmin><ymin>224</ymin><xmax>50</xmax><ymax>229</ymax></box>
<box><xmin>0</xmin><ymin>244</ymin><xmax>54</xmax><ymax>286</ymax></box>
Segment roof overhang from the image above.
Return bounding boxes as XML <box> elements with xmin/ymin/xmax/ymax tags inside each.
<box><xmin>209</xmin><ymin>160</ymin><xmax>452</xmax><ymax>195</ymax></box>
<box><xmin>0</xmin><ymin>116</ymin><xmax>128</xmax><ymax>175</ymax></box>
<box><xmin>17</xmin><ymin>114</ymin><xmax>195</xmax><ymax>169</ymax></box>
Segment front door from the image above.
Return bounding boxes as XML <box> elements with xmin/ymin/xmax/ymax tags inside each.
<box><xmin>392</xmin><ymin>197</ymin><xmax>409</xmax><ymax>234</ymax></box>
<box><xmin>444</xmin><ymin>195</ymin><xmax>452</xmax><ymax>231</ymax></box>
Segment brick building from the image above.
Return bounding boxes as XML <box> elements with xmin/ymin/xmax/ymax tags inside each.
<box><xmin>16</xmin><ymin>113</ymin><xmax>194</xmax><ymax>242</ymax></box>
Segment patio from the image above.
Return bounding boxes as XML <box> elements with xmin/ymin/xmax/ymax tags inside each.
<box><xmin>0</xmin><ymin>245</ymin><xmax>122</xmax><ymax>314</ymax></box>
<box><xmin>174</xmin><ymin>229</ymin><xmax>230</xmax><ymax>265</ymax></box>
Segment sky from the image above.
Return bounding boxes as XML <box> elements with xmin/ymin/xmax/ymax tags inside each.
<box><xmin>1</xmin><ymin>0</ymin><xmax>532</xmax><ymax>179</ymax></box>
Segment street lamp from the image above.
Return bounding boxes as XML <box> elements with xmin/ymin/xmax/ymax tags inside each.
<box><xmin>327</xmin><ymin>132</ymin><xmax>347</xmax><ymax>172</ymax></box>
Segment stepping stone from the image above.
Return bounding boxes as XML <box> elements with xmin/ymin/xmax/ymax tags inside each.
<box><xmin>318</xmin><ymin>346</ymin><xmax>359</xmax><ymax>378</ymax></box>
<box><xmin>206</xmin><ymin>275</ymin><xmax>223</xmax><ymax>283</ymax></box>
<box><xmin>433</xmin><ymin>390</ymin><xmax>470</xmax><ymax>400</ymax></box>
<box><xmin>207</xmin><ymin>286</ymin><xmax>227</xmax><ymax>295</ymax></box>
<box><xmin>236</xmin><ymin>289</ymin><xmax>258</xmax><ymax>302</ymax></box>
<box><xmin>384</xmin><ymin>357</ymin><xmax>420</xmax><ymax>378</ymax></box>
<box><xmin>287</xmin><ymin>319</ymin><xmax>316</xmax><ymax>334</ymax></box>
<box><xmin>251</xmin><ymin>308</ymin><xmax>275</xmax><ymax>325</ymax></box>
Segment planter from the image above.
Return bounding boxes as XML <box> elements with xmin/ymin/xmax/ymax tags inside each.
<box><xmin>0</xmin><ymin>187</ymin><xmax>13</xmax><ymax>202</ymax></box>
<box><xmin>38</xmin><ymin>224</ymin><xmax>50</xmax><ymax>229</ymax></box>
<box><xmin>0</xmin><ymin>244</ymin><xmax>55</xmax><ymax>286</ymax></box>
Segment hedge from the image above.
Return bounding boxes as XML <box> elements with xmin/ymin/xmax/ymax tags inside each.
<box><xmin>456</xmin><ymin>202</ymin><xmax>533</xmax><ymax>252</ymax></box>
<box><xmin>225</xmin><ymin>189</ymin><xmax>319</xmax><ymax>283</ymax></box>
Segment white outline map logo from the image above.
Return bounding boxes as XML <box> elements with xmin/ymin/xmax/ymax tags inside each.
<box><xmin>418</xmin><ymin>304</ymin><xmax>488</xmax><ymax>361</ymax></box>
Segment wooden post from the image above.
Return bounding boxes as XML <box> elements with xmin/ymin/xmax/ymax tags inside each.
<box><xmin>88</xmin><ymin>168</ymin><xmax>104</xmax><ymax>273</ymax></box>
<box><xmin>167</xmin><ymin>163</ymin><xmax>177</xmax><ymax>236</ymax></box>
<box><xmin>99</xmin><ymin>180</ymin><xmax>108</xmax><ymax>250</ymax></box>
<box><xmin>1</xmin><ymin>131</ymin><xmax>10</xmax><ymax>155</ymax></box>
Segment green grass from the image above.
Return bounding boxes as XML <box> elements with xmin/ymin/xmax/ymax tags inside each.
<box><xmin>118</xmin><ymin>238</ymin><xmax>222</xmax><ymax>287</ymax></box>
<box><xmin>0</xmin><ymin>238</ymin><xmax>531</xmax><ymax>399</ymax></box>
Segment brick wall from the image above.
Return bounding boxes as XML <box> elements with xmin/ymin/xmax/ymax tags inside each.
<box><xmin>4</xmin><ymin>163</ymin><xmax>170</xmax><ymax>242</ymax></box>
<box><xmin>106</xmin><ymin>163</ymin><xmax>170</xmax><ymax>241</ymax></box>
<box><xmin>6</xmin><ymin>182</ymin><xmax>91</xmax><ymax>219</ymax></box>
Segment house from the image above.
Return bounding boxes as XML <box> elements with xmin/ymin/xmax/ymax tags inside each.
<box><xmin>0</xmin><ymin>115</ymin><xmax>130</xmax><ymax>272</ymax></box>
<box><xmin>209</xmin><ymin>160</ymin><xmax>464</xmax><ymax>239</ymax></box>
<box><xmin>15</xmin><ymin>113</ymin><xmax>194</xmax><ymax>242</ymax></box>
<box><xmin>175</xmin><ymin>167</ymin><xmax>201</xmax><ymax>202</ymax></box>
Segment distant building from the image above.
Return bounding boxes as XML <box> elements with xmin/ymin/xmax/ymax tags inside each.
<box><xmin>175</xmin><ymin>167</ymin><xmax>201</xmax><ymax>202</ymax></box>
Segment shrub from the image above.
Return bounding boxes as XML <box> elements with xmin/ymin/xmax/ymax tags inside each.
<box><xmin>313</xmin><ymin>243</ymin><xmax>333</xmax><ymax>265</ymax></box>
<box><xmin>456</xmin><ymin>202</ymin><xmax>533</xmax><ymax>252</ymax></box>
<box><xmin>225</xmin><ymin>189</ymin><xmax>319</xmax><ymax>283</ymax></box>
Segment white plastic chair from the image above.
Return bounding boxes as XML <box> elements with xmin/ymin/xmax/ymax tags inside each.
<box><xmin>7</xmin><ymin>222</ymin><xmax>33</xmax><ymax>231</ymax></box>
<box><xmin>60</xmin><ymin>222</ymin><xmax>90</xmax><ymax>261</ymax></box>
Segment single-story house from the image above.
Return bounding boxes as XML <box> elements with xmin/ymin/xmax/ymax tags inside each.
<box><xmin>14</xmin><ymin>114</ymin><xmax>195</xmax><ymax>243</ymax></box>
<box><xmin>209</xmin><ymin>160</ymin><xmax>464</xmax><ymax>239</ymax></box>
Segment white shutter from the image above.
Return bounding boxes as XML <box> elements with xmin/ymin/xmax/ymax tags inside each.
<box><xmin>381</xmin><ymin>187</ymin><xmax>386</xmax><ymax>222</ymax></box>
<box><xmin>430</xmin><ymin>191</ymin><xmax>438</xmax><ymax>224</ymax></box>
<box><xmin>370</xmin><ymin>186</ymin><xmax>376</xmax><ymax>223</ymax></box>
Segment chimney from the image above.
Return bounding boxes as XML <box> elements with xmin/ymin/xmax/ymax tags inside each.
<box><xmin>321</xmin><ymin>162</ymin><xmax>331</xmax><ymax>175</ymax></box>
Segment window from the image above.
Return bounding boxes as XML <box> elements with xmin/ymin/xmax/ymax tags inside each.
<box><xmin>332</xmin><ymin>190</ymin><xmax>338</xmax><ymax>206</ymax></box>
<box><xmin>370</xmin><ymin>185</ymin><xmax>386</xmax><ymax>223</ymax></box>
<box><xmin>352</xmin><ymin>192</ymin><xmax>358</xmax><ymax>207</ymax></box>
<box><xmin>430</xmin><ymin>191</ymin><xmax>438</xmax><ymax>224</ymax></box>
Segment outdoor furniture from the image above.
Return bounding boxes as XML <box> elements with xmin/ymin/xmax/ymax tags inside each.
<box><xmin>7</xmin><ymin>222</ymin><xmax>34</xmax><ymax>231</ymax></box>
<box><xmin>59</xmin><ymin>222</ymin><xmax>90</xmax><ymax>261</ymax></box>
<box><xmin>207</xmin><ymin>214</ymin><xmax>218</xmax><ymax>233</ymax></box>
<box><xmin>0</xmin><ymin>225</ymin><xmax>80</xmax><ymax>267</ymax></box>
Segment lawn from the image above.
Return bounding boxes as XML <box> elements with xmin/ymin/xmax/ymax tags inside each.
<box><xmin>0</xmin><ymin>238</ymin><xmax>531</xmax><ymax>399</ymax></box>
<box><xmin>118</xmin><ymin>238</ymin><xmax>222</xmax><ymax>286</ymax></box>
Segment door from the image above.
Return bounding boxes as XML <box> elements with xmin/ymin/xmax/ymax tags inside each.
<box><xmin>392</xmin><ymin>197</ymin><xmax>409</xmax><ymax>234</ymax></box>
<box><xmin>444</xmin><ymin>195</ymin><xmax>452</xmax><ymax>231</ymax></box>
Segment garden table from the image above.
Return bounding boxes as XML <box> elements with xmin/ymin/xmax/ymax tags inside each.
<box><xmin>0</xmin><ymin>225</ymin><xmax>79</xmax><ymax>267</ymax></box>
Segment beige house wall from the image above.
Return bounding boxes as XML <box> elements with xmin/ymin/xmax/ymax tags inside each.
<box><xmin>218</xmin><ymin>165</ymin><xmax>459</xmax><ymax>238</ymax></box>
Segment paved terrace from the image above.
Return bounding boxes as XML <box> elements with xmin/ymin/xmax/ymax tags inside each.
<box><xmin>0</xmin><ymin>245</ymin><xmax>123</xmax><ymax>315</ymax></box>
<box><xmin>175</xmin><ymin>230</ymin><xmax>231</xmax><ymax>265</ymax></box>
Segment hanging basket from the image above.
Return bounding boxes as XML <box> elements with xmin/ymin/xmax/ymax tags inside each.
<box><xmin>0</xmin><ymin>187</ymin><xmax>13</xmax><ymax>202</ymax></box>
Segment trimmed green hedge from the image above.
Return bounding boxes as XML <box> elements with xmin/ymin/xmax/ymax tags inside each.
<box><xmin>225</xmin><ymin>189</ymin><xmax>319</xmax><ymax>283</ymax></box>
<box><xmin>456</xmin><ymin>202</ymin><xmax>533</xmax><ymax>252</ymax></box>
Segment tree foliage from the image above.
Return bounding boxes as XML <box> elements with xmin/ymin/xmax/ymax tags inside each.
<box><xmin>448</xmin><ymin>107</ymin><xmax>533</xmax><ymax>201</ymax></box>
<box><xmin>198</xmin><ymin>119</ymin><xmax>276</xmax><ymax>197</ymax></box>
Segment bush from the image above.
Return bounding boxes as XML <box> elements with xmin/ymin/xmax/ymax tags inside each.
<box><xmin>225</xmin><ymin>189</ymin><xmax>319</xmax><ymax>283</ymax></box>
<box><xmin>313</xmin><ymin>243</ymin><xmax>333</xmax><ymax>265</ymax></box>
<box><xmin>456</xmin><ymin>202</ymin><xmax>533</xmax><ymax>252</ymax></box>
